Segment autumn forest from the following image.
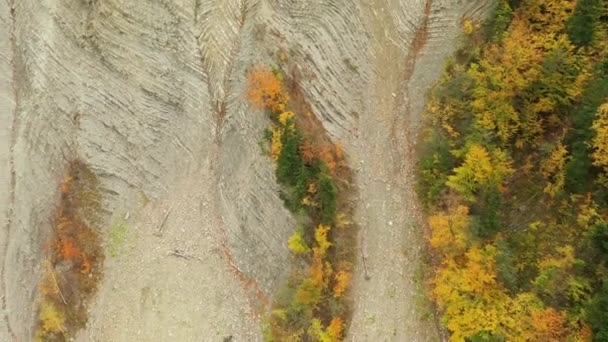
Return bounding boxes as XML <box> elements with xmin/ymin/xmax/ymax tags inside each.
<box><xmin>419</xmin><ymin>0</ymin><xmax>608</xmax><ymax>340</ymax></box>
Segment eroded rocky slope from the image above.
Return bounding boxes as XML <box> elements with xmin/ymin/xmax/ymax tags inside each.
<box><xmin>0</xmin><ymin>0</ymin><xmax>490</xmax><ymax>340</ymax></box>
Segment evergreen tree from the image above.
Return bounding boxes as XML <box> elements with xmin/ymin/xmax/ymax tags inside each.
<box><xmin>567</xmin><ymin>0</ymin><xmax>603</xmax><ymax>47</ymax></box>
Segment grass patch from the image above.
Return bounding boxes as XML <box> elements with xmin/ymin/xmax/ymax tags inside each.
<box><xmin>109</xmin><ymin>218</ymin><xmax>129</xmax><ymax>257</ymax></box>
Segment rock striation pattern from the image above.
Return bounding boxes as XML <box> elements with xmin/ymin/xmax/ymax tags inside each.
<box><xmin>0</xmin><ymin>0</ymin><xmax>490</xmax><ymax>340</ymax></box>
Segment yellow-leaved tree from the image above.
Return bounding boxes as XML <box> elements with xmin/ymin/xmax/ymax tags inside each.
<box><xmin>270</xmin><ymin>126</ymin><xmax>283</xmax><ymax>160</ymax></box>
<box><xmin>432</xmin><ymin>244</ymin><xmax>538</xmax><ymax>341</ymax></box>
<box><xmin>447</xmin><ymin>145</ymin><xmax>513</xmax><ymax>202</ymax></box>
<box><xmin>39</xmin><ymin>301</ymin><xmax>66</xmax><ymax>335</ymax></box>
<box><xmin>468</xmin><ymin>18</ymin><xmax>542</xmax><ymax>144</ymax></box>
<box><xmin>333</xmin><ymin>270</ymin><xmax>351</xmax><ymax>298</ymax></box>
<box><xmin>592</xmin><ymin>103</ymin><xmax>608</xmax><ymax>175</ymax></box>
<box><xmin>313</xmin><ymin>224</ymin><xmax>332</xmax><ymax>258</ymax></box>
<box><xmin>540</xmin><ymin>142</ymin><xmax>570</xmax><ymax>197</ymax></box>
<box><xmin>308</xmin><ymin>317</ymin><xmax>343</xmax><ymax>342</ymax></box>
<box><xmin>428</xmin><ymin>205</ymin><xmax>470</xmax><ymax>256</ymax></box>
<box><xmin>288</xmin><ymin>228</ymin><xmax>310</xmax><ymax>255</ymax></box>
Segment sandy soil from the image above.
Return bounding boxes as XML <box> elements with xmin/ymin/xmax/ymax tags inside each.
<box><xmin>78</xmin><ymin>160</ymin><xmax>260</xmax><ymax>341</ymax></box>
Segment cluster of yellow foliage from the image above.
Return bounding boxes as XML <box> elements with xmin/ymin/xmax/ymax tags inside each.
<box><xmin>428</xmin><ymin>205</ymin><xmax>470</xmax><ymax>255</ymax></box>
<box><xmin>308</xmin><ymin>317</ymin><xmax>343</xmax><ymax>342</ymax></box>
<box><xmin>309</xmin><ymin>225</ymin><xmax>333</xmax><ymax>288</ymax></box>
<box><xmin>288</xmin><ymin>228</ymin><xmax>310</xmax><ymax>255</ymax></box>
<box><xmin>446</xmin><ymin>145</ymin><xmax>513</xmax><ymax>202</ymax></box>
<box><xmin>270</xmin><ymin>126</ymin><xmax>283</xmax><ymax>160</ymax></box>
<box><xmin>452</xmin><ymin>0</ymin><xmax>585</xmax><ymax>147</ymax></box>
<box><xmin>430</xmin><ymin>244</ymin><xmax>575</xmax><ymax>341</ymax></box>
<box><xmin>592</xmin><ymin>103</ymin><xmax>608</xmax><ymax>173</ymax></box>
<box><xmin>39</xmin><ymin>301</ymin><xmax>66</xmax><ymax>335</ymax></box>
<box><xmin>38</xmin><ymin>260</ymin><xmax>69</xmax><ymax>339</ymax></box>
<box><xmin>541</xmin><ymin>142</ymin><xmax>570</xmax><ymax>197</ymax></box>
<box><xmin>462</xmin><ymin>19</ymin><xmax>474</xmax><ymax>35</ymax></box>
<box><xmin>279</xmin><ymin>111</ymin><xmax>295</xmax><ymax>125</ymax></box>
<box><xmin>332</xmin><ymin>271</ymin><xmax>351</xmax><ymax>298</ymax></box>
<box><xmin>313</xmin><ymin>224</ymin><xmax>332</xmax><ymax>257</ymax></box>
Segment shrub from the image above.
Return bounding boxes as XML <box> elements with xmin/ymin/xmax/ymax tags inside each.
<box><xmin>36</xmin><ymin>161</ymin><xmax>104</xmax><ymax>339</ymax></box>
<box><xmin>418</xmin><ymin>130</ymin><xmax>454</xmax><ymax>207</ymax></box>
<box><xmin>308</xmin><ymin>317</ymin><xmax>343</xmax><ymax>342</ymax></box>
<box><xmin>288</xmin><ymin>228</ymin><xmax>310</xmax><ymax>255</ymax></box>
<box><xmin>39</xmin><ymin>300</ymin><xmax>66</xmax><ymax>335</ymax></box>
<box><xmin>295</xmin><ymin>279</ymin><xmax>322</xmax><ymax>307</ymax></box>
<box><xmin>276</xmin><ymin>129</ymin><xmax>304</xmax><ymax>186</ymax></box>
<box><xmin>332</xmin><ymin>271</ymin><xmax>351</xmax><ymax>298</ymax></box>
<box><xmin>269</xmin><ymin>127</ymin><xmax>284</xmax><ymax>160</ymax></box>
<box><xmin>316</xmin><ymin>171</ymin><xmax>337</xmax><ymax>223</ymax></box>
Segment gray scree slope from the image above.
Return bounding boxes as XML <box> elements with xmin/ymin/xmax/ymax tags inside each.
<box><xmin>0</xmin><ymin>0</ymin><xmax>490</xmax><ymax>340</ymax></box>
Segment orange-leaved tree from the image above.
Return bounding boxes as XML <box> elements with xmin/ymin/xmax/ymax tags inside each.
<box><xmin>246</xmin><ymin>66</ymin><xmax>287</xmax><ymax>112</ymax></box>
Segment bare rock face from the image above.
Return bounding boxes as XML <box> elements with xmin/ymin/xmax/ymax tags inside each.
<box><xmin>0</xmin><ymin>0</ymin><xmax>490</xmax><ymax>340</ymax></box>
